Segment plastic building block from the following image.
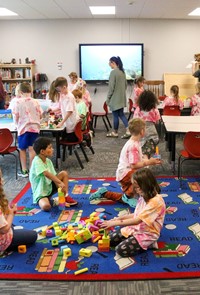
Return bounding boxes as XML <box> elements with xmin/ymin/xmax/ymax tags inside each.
<box><xmin>18</xmin><ymin>245</ymin><xmax>27</xmax><ymax>253</ymax></box>
<box><xmin>51</xmin><ymin>239</ymin><xmax>59</xmax><ymax>246</ymax></box>
<box><xmin>79</xmin><ymin>248</ymin><xmax>92</xmax><ymax>257</ymax></box>
<box><xmin>46</xmin><ymin>229</ymin><xmax>53</xmax><ymax>237</ymax></box>
<box><xmin>63</xmin><ymin>248</ymin><xmax>72</xmax><ymax>258</ymax></box>
<box><xmin>75</xmin><ymin>228</ymin><xmax>92</xmax><ymax>244</ymax></box>
<box><xmin>74</xmin><ymin>267</ymin><xmax>88</xmax><ymax>275</ymax></box>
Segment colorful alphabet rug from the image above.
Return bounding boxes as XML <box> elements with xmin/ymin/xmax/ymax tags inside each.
<box><xmin>0</xmin><ymin>177</ymin><xmax>200</xmax><ymax>281</ymax></box>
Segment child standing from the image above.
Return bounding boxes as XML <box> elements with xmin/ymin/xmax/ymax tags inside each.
<box><xmin>72</xmin><ymin>89</ymin><xmax>87</xmax><ymax>130</ymax></box>
<box><xmin>52</xmin><ymin>77</ymin><xmax>80</xmax><ymax>142</ymax></box>
<box><xmin>100</xmin><ymin>168</ymin><xmax>166</xmax><ymax>257</ymax></box>
<box><xmin>0</xmin><ymin>169</ymin><xmax>37</xmax><ymax>253</ymax></box>
<box><xmin>163</xmin><ymin>85</ymin><xmax>184</xmax><ymax>110</ymax></box>
<box><xmin>11</xmin><ymin>82</ymin><xmax>43</xmax><ymax>177</ymax></box>
<box><xmin>134</xmin><ymin>90</ymin><xmax>160</xmax><ymax>157</ymax></box>
<box><xmin>29</xmin><ymin>137</ymin><xmax>78</xmax><ymax>211</ymax></box>
<box><xmin>89</xmin><ymin>118</ymin><xmax>161</xmax><ymax>207</ymax></box>
<box><xmin>190</xmin><ymin>82</ymin><xmax>200</xmax><ymax>116</ymax></box>
<box><xmin>131</xmin><ymin>76</ymin><xmax>145</xmax><ymax>108</ymax></box>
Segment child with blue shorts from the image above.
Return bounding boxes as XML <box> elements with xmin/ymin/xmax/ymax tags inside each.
<box><xmin>11</xmin><ymin>82</ymin><xmax>43</xmax><ymax>177</ymax></box>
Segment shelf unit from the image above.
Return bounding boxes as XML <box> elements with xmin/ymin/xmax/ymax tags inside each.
<box><xmin>0</xmin><ymin>63</ymin><xmax>35</xmax><ymax>96</ymax></box>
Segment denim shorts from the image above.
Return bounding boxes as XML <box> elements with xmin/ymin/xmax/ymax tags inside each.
<box><xmin>18</xmin><ymin>132</ymin><xmax>39</xmax><ymax>150</ymax></box>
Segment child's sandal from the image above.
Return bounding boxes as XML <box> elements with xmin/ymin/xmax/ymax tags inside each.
<box><xmin>106</xmin><ymin>132</ymin><xmax>118</xmax><ymax>138</ymax></box>
<box><xmin>89</xmin><ymin>187</ymin><xmax>108</xmax><ymax>200</ymax></box>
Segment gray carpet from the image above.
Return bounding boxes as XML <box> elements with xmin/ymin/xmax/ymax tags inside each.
<box><xmin>1</xmin><ymin>116</ymin><xmax>200</xmax><ymax>294</ymax></box>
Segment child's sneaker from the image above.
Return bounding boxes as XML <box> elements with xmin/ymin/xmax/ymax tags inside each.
<box><xmin>17</xmin><ymin>170</ymin><xmax>29</xmax><ymax>178</ymax></box>
<box><xmin>65</xmin><ymin>195</ymin><xmax>78</xmax><ymax>206</ymax></box>
<box><xmin>89</xmin><ymin>187</ymin><xmax>108</xmax><ymax>201</ymax></box>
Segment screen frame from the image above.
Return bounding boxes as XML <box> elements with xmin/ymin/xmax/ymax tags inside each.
<box><xmin>79</xmin><ymin>43</ymin><xmax>144</xmax><ymax>84</ymax></box>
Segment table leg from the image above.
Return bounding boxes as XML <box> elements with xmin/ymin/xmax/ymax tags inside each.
<box><xmin>170</xmin><ymin>133</ymin><xmax>176</xmax><ymax>173</ymax></box>
<box><xmin>55</xmin><ymin>132</ymin><xmax>61</xmax><ymax>169</ymax></box>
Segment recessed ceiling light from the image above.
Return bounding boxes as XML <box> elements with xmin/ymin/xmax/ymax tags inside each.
<box><xmin>0</xmin><ymin>8</ymin><xmax>18</xmax><ymax>16</ymax></box>
<box><xmin>188</xmin><ymin>8</ymin><xmax>200</xmax><ymax>16</ymax></box>
<box><xmin>89</xmin><ymin>6</ymin><xmax>115</xmax><ymax>15</ymax></box>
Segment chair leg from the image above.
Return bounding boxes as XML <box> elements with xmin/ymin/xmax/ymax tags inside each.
<box><xmin>79</xmin><ymin>144</ymin><xmax>89</xmax><ymax>162</ymax></box>
<box><xmin>9</xmin><ymin>153</ymin><xmax>18</xmax><ymax>180</ymax></box>
<box><xmin>89</xmin><ymin>146</ymin><xmax>95</xmax><ymax>154</ymax></box>
<box><xmin>102</xmin><ymin>117</ymin><xmax>109</xmax><ymax>131</ymax></box>
<box><xmin>128</xmin><ymin>112</ymin><xmax>132</xmax><ymax>121</ymax></box>
<box><xmin>73</xmin><ymin>149</ymin><xmax>84</xmax><ymax>169</ymax></box>
<box><xmin>105</xmin><ymin>115</ymin><xmax>112</xmax><ymax>128</ymax></box>
<box><xmin>94</xmin><ymin>116</ymin><xmax>98</xmax><ymax>128</ymax></box>
<box><xmin>62</xmin><ymin>146</ymin><xmax>66</xmax><ymax>161</ymax></box>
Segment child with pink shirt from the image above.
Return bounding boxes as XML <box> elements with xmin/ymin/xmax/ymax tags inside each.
<box><xmin>131</xmin><ymin>76</ymin><xmax>145</xmax><ymax>108</ymax></box>
<box><xmin>100</xmin><ymin>168</ymin><xmax>166</xmax><ymax>257</ymax></box>
<box><xmin>190</xmin><ymin>82</ymin><xmax>200</xmax><ymax>116</ymax></box>
<box><xmin>163</xmin><ymin>85</ymin><xmax>184</xmax><ymax>110</ymax></box>
<box><xmin>11</xmin><ymin>82</ymin><xmax>43</xmax><ymax>177</ymax></box>
<box><xmin>134</xmin><ymin>90</ymin><xmax>160</xmax><ymax>157</ymax></box>
<box><xmin>51</xmin><ymin>77</ymin><xmax>80</xmax><ymax>142</ymax></box>
<box><xmin>89</xmin><ymin>118</ymin><xmax>161</xmax><ymax>207</ymax></box>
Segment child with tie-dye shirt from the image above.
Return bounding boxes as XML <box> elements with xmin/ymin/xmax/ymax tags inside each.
<box><xmin>190</xmin><ymin>82</ymin><xmax>200</xmax><ymax>116</ymax></box>
<box><xmin>100</xmin><ymin>168</ymin><xmax>166</xmax><ymax>257</ymax></box>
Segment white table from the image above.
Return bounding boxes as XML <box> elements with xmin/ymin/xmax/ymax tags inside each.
<box><xmin>0</xmin><ymin>121</ymin><xmax>64</xmax><ymax>168</ymax></box>
<box><xmin>162</xmin><ymin>116</ymin><xmax>200</xmax><ymax>168</ymax></box>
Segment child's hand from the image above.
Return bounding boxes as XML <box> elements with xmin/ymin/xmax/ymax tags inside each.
<box><xmin>100</xmin><ymin>220</ymin><xmax>115</xmax><ymax>229</ymax></box>
<box><xmin>149</xmin><ymin>157</ymin><xmax>161</xmax><ymax>165</ymax></box>
<box><xmin>8</xmin><ymin>203</ymin><xmax>17</xmax><ymax>215</ymax></box>
<box><xmin>56</xmin><ymin>122</ymin><xmax>63</xmax><ymax>128</ymax></box>
<box><xmin>59</xmin><ymin>182</ymin><xmax>67</xmax><ymax>194</ymax></box>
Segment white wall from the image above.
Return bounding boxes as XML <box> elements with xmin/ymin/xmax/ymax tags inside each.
<box><xmin>0</xmin><ymin>18</ymin><xmax>199</xmax><ymax>111</ymax></box>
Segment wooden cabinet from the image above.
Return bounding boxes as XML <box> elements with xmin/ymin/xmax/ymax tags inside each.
<box><xmin>0</xmin><ymin>63</ymin><xmax>35</xmax><ymax>96</ymax></box>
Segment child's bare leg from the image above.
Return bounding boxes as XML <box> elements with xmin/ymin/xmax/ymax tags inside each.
<box><xmin>19</xmin><ymin>149</ymin><xmax>27</xmax><ymax>171</ymax></box>
<box><xmin>38</xmin><ymin>197</ymin><xmax>51</xmax><ymax>211</ymax></box>
<box><xmin>57</xmin><ymin>170</ymin><xmax>69</xmax><ymax>194</ymax></box>
<box><xmin>28</xmin><ymin>146</ymin><xmax>36</xmax><ymax>168</ymax></box>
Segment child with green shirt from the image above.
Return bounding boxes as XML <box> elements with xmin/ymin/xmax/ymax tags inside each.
<box><xmin>72</xmin><ymin>89</ymin><xmax>87</xmax><ymax>131</ymax></box>
<box><xmin>29</xmin><ymin>137</ymin><xmax>78</xmax><ymax>211</ymax></box>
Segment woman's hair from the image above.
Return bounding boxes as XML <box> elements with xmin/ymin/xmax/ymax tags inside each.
<box><xmin>48</xmin><ymin>81</ymin><xmax>59</xmax><ymax>103</ymax></box>
<box><xmin>15</xmin><ymin>83</ymin><xmax>21</xmax><ymax>97</ymax></box>
<box><xmin>54</xmin><ymin>77</ymin><xmax>68</xmax><ymax>88</ymax></box>
<box><xmin>138</xmin><ymin>90</ymin><xmax>158</xmax><ymax>111</ymax></box>
<box><xmin>132</xmin><ymin>168</ymin><xmax>161</xmax><ymax>202</ymax></box>
<box><xmin>128</xmin><ymin>118</ymin><xmax>145</xmax><ymax>135</ymax></box>
<box><xmin>33</xmin><ymin>137</ymin><xmax>52</xmax><ymax>155</ymax></box>
<box><xmin>170</xmin><ymin>85</ymin><xmax>179</xmax><ymax>103</ymax></box>
<box><xmin>0</xmin><ymin>170</ymin><xmax>9</xmax><ymax>215</ymax></box>
<box><xmin>68</xmin><ymin>72</ymin><xmax>78</xmax><ymax>79</ymax></box>
<box><xmin>109</xmin><ymin>56</ymin><xmax>124</xmax><ymax>73</ymax></box>
<box><xmin>135</xmin><ymin>76</ymin><xmax>145</xmax><ymax>86</ymax></box>
<box><xmin>195</xmin><ymin>82</ymin><xmax>200</xmax><ymax>94</ymax></box>
<box><xmin>72</xmin><ymin>89</ymin><xmax>82</xmax><ymax>99</ymax></box>
<box><xmin>20</xmin><ymin>82</ymin><xmax>32</xmax><ymax>93</ymax></box>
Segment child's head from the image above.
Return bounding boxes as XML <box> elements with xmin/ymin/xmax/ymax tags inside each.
<box><xmin>48</xmin><ymin>80</ymin><xmax>59</xmax><ymax>103</ymax></box>
<box><xmin>54</xmin><ymin>77</ymin><xmax>68</xmax><ymax>95</ymax></box>
<box><xmin>138</xmin><ymin>90</ymin><xmax>158</xmax><ymax>111</ymax></box>
<box><xmin>135</xmin><ymin>76</ymin><xmax>145</xmax><ymax>87</ymax></box>
<box><xmin>170</xmin><ymin>85</ymin><xmax>179</xmax><ymax>98</ymax></box>
<box><xmin>132</xmin><ymin>168</ymin><xmax>161</xmax><ymax>202</ymax></box>
<box><xmin>33</xmin><ymin>137</ymin><xmax>53</xmax><ymax>156</ymax></box>
<box><xmin>68</xmin><ymin>72</ymin><xmax>78</xmax><ymax>83</ymax></box>
<box><xmin>20</xmin><ymin>82</ymin><xmax>32</xmax><ymax>94</ymax></box>
<box><xmin>195</xmin><ymin>82</ymin><xmax>200</xmax><ymax>94</ymax></box>
<box><xmin>72</xmin><ymin>89</ymin><xmax>82</xmax><ymax>102</ymax></box>
<box><xmin>128</xmin><ymin>118</ymin><xmax>146</xmax><ymax>136</ymax></box>
<box><xmin>0</xmin><ymin>169</ymin><xmax>8</xmax><ymax>214</ymax></box>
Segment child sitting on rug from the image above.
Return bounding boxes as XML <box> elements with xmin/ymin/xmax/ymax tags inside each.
<box><xmin>100</xmin><ymin>168</ymin><xmax>166</xmax><ymax>257</ymax></box>
<box><xmin>0</xmin><ymin>169</ymin><xmax>37</xmax><ymax>253</ymax></box>
<box><xmin>89</xmin><ymin>118</ymin><xmax>161</xmax><ymax>207</ymax></box>
<box><xmin>29</xmin><ymin>137</ymin><xmax>78</xmax><ymax>211</ymax></box>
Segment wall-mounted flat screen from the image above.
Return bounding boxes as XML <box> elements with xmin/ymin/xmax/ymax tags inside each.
<box><xmin>79</xmin><ymin>43</ymin><xmax>144</xmax><ymax>83</ymax></box>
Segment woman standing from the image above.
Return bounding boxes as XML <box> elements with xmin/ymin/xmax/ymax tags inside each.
<box><xmin>106</xmin><ymin>56</ymin><xmax>130</xmax><ymax>139</ymax></box>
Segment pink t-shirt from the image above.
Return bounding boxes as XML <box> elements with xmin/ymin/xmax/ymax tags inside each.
<box><xmin>190</xmin><ymin>94</ymin><xmax>200</xmax><ymax>116</ymax></box>
<box><xmin>162</xmin><ymin>96</ymin><xmax>184</xmax><ymax>110</ymax></box>
<box><xmin>0</xmin><ymin>209</ymin><xmax>13</xmax><ymax>252</ymax></box>
<box><xmin>11</xmin><ymin>97</ymin><xmax>43</xmax><ymax>136</ymax></box>
<box><xmin>132</xmin><ymin>86</ymin><xmax>144</xmax><ymax>107</ymax></box>
<box><xmin>116</xmin><ymin>139</ymin><xmax>143</xmax><ymax>182</ymax></box>
<box><xmin>59</xmin><ymin>92</ymin><xmax>79</xmax><ymax>133</ymax></box>
<box><xmin>121</xmin><ymin>194</ymin><xmax>166</xmax><ymax>250</ymax></box>
<box><xmin>134</xmin><ymin>107</ymin><xmax>161</xmax><ymax>123</ymax></box>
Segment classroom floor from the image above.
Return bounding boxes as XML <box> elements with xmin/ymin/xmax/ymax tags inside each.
<box><xmin>1</xmin><ymin>116</ymin><xmax>200</xmax><ymax>295</ymax></box>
